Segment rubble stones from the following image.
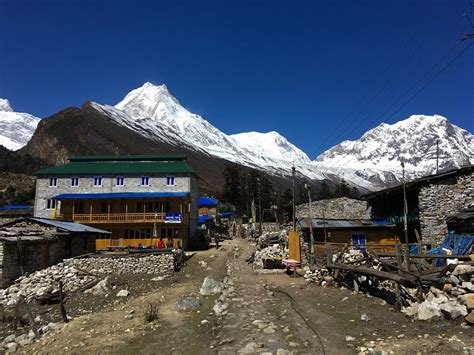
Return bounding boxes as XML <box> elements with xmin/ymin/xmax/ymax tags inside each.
<box><xmin>67</xmin><ymin>254</ymin><xmax>174</xmax><ymax>275</ymax></box>
<box><xmin>253</xmin><ymin>245</ymin><xmax>289</xmax><ymax>269</ymax></box>
<box><xmin>439</xmin><ymin>302</ymin><xmax>468</xmax><ymax>320</ymax></box>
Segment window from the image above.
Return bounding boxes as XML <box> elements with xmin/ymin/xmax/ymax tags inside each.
<box><xmin>46</xmin><ymin>199</ymin><xmax>56</xmax><ymax>209</ymax></box>
<box><xmin>71</xmin><ymin>177</ymin><xmax>79</xmax><ymax>187</ymax></box>
<box><xmin>351</xmin><ymin>232</ymin><xmax>367</xmax><ymax>251</ymax></box>
<box><xmin>141</xmin><ymin>176</ymin><xmax>150</xmax><ymax>186</ymax></box>
<box><xmin>49</xmin><ymin>177</ymin><xmax>57</xmax><ymax>187</ymax></box>
<box><xmin>116</xmin><ymin>176</ymin><xmax>124</xmax><ymax>186</ymax></box>
<box><xmin>93</xmin><ymin>176</ymin><xmax>102</xmax><ymax>187</ymax></box>
<box><xmin>166</xmin><ymin>176</ymin><xmax>175</xmax><ymax>186</ymax></box>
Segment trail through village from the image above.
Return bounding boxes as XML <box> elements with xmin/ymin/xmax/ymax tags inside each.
<box><xmin>17</xmin><ymin>239</ymin><xmax>473</xmax><ymax>354</ymax></box>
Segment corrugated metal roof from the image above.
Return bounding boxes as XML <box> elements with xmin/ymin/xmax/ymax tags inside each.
<box><xmin>29</xmin><ymin>218</ymin><xmax>111</xmax><ymax>234</ymax></box>
<box><xmin>298</xmin><ymin>218</ymin><xmax>394</xmax><ymax>229</ymax></box>
<box><xmin>34</xmin><ymin>161</ymin><xmax>193</xmax><ymax>175</ymax></box>
<box><xmin>53</xmin><ymin>192</ymin><xmax>189</xmax><ymax>200</ymax></box>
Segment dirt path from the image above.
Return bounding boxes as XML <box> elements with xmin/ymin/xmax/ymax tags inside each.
<box><xmin>20</xmin><ymin>238</ymin><xmax>473</xmax><ymax>354</ymax></box>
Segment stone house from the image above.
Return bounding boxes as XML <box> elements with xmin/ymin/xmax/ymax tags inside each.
<box><xmin>0</xmin><ymin>218</ymin><xmax>110</xmax><ymax>287</ymax></box>
<box><xmin>33</xmin><ymin>154</ymin><xmax>199</xmax><ymax>250</ymax></box>
<box><xmin>365</xmin><ymin>165</ymin><xmax>473</xmax><ymax>245</ymax></box>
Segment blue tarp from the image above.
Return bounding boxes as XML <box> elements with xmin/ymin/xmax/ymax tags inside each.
<box><xmin>372</xmin><ymin>219</ymin><xmax>393</xmax><ymax>225</ymax></box>
<box><xmin>0</xmin><ymin>205</ymin><xmax>33</xmax><ymax>210</ymax></box>
<box><xmin>430</xmin><ymin>234</ymin><xmax>474</xmax><ymax>267</ymax></box>
<box><xmin>219</xmin><ymin>211</ymin><xmax>235</xmax><ymax>217</ymax></box>
<box><xmin>198</xmin><ymin>215</ymin><xmax>214</xmax><ymax>223</ymax></box>
<box><xmin>198</xmin><ymin>196</ymin><xmax>218</xmax><ymax>206</ymax></box>
<box><xmin>53</xmin><ymin>192</ymin><xmax>189</xmax><ymax>200</ymax></box>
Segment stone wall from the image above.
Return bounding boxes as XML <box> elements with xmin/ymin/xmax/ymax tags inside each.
<box><xmin>0</xmin><ymin>234</ymin><xmax>97</xmax><ymax>288</ymax></box>
<box><xmin>419</xmin><ymin>171</ymin><xmax>474</xmax><ymax>244</ymax></box>
<box><xmin>295</xmin><ymin>197</ymin><xmax>368</xmax><ymax>220</ymax></box>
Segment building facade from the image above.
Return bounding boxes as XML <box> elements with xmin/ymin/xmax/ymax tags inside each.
<box><xmin>33</xmin><ymin>155</ymin><xmax>199</xmax><ymax>249</ymax></box>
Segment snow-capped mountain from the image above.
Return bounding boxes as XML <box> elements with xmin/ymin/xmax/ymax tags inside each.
<box><xmin>2</xmin><ymin>82</ymin><xmax>472</xmax><ymax>191</ymax></box>
<box><xmin>313</xmin><ymin>114</ymin><xmax>473</xmax><ymax>185</ymax></box>
<box><xmin>91</xmin><ymin>82</ymin><xmax>319</xmax><ymax>178</ymax></box>
<box><xmin>88</xmin><ymin>83</ymin><xmax>472</xmax><ymax>190</ymax></box>
<box><xmin>0</xmin><ymin>99</ymin><xmax>40</xmax><ymax>151</ymax></box>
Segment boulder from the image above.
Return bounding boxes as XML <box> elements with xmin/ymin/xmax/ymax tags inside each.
<box><xmin>439</xmin><ymin>302</ymin><xmax>468</xmax><ymax>320</ymax></box>
<box><xmin>459</xmin><ymin>293</ymin><xmax>474</xmax><ymax>309</ymax></box>
<box><xmin>465</xmin><ymin>311</ymin><xmax>474</xmax><ymax>325</ymax></box>
<box><xmin>84</xmin><ymin>277</ymin><xmax>111</xmax><ymax>295</ymax></box>
<box><xmin>200</xmin><ymin>276</ymin><xmax>224</xmax><ymax>296</ymax></box>
<box><xmin>116</xmin><ymin>289</ymin><xmax>129</xmax><ymax>297</ymax></box>
<box><xmin>417</xmin><ymin>301</ymin><xmax>442</xmax><ymax>321</ymax></box>
<box><xmin>174</xmin><ymin>297</ymin><xmax>202</xmax><ymax>312</ymax></box>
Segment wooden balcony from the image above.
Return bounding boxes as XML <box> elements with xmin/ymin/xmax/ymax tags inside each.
<box><xmin>56</xmin><ymin>212</ymin><xmax>182</xmax><ymax>224</ymax></box>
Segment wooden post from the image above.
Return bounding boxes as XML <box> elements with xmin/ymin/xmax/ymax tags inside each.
<box><xmin>72</xmin><ymin>203</ymin><xmax>75</xmax><ymax>220</ymax></box>
<box><xmin>107</xmin><ymin>202</ymin><xmax>111</xmax><ymax>221</ymax></box>
<box><xmin>143</xmin><ymin>202</ymin><xmax>146</xmax><ymax>221</ymax></box>
<box><xmin>125</xmin><ymin>202</ymin><xmax>128</xmax><ymax>221</ymax></box>
<box><xmin>89</xmin><ymin>204</ymin><xmax>93</xmax><ymax>221</ymax></box>
<box><xmin>59</xmin><ymin>281</ymin><xmax>68</xmax><ymax>323</ymax></box>
<box><xmin>16</xmin><ymin>236</ymin><xmax>24</xmax><ymax>276</ymax></box>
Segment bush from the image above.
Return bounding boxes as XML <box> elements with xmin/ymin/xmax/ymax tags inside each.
<box><xmin>144</xmin><ymin>302</ymin><xmax>159</xmax><ymax>322</ymax></box>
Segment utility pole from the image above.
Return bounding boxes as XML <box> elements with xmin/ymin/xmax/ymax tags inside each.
<box><xmin>257</xmin><ymin>177</ymin><xmax>262</xmax><ymax>234</ymax></box>
<box><xmin>401</xmin><ymin>160</ymin><xmax>410</xmax><ymax>271</ymax></box>
<box><xmin>436</xmin><ymin>139</ymin><xmax>439</xmax><ymax>175</ymax></box>
<box><xmin>305</xmin><ymin>183</ymin><xmax>316</xmax><ymax>271</ymax></box>
<box><xmin>292</xmin><ymin>166</ymin><xmax>296</xmax><ymax>231</ymax></box>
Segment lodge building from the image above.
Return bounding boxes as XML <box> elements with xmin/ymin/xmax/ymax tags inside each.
<box><xmin>33</xmin><ymin>154</ymin><xmax>199</xmax><ymax>249</ymax></box>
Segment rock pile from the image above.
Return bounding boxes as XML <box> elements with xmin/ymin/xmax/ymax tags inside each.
<box><xmin>403</xmin><ymin>264</ymin><xmax>474</xmax><ymax>323</ymax></box>
<box><xmin>66</xmin><ymin>254</ymin><xmax>175</xmax><ymax>275</ymax></box>
<box><xmin>257</xmin><ymin>230</ymin><xmax>288</xmax><ymax>250</ymax></box>
<box><xmin>0</xmin><ymin>263</ymin><xmax>96</xmax><ymax>307</ymax></box>
<box><xmin>304</xmin><ymin>268</ymin><xmax>334</xmax><ymax>286</ymax></box>
<box><xmin>253</xmin><ymin>244</ymin><xmax>289</xmax><ymax>269</ymax></box>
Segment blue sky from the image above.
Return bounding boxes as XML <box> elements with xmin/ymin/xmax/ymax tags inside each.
<box><xmin>1</xmin><ymin>0</ymin><xmax>473</xmax><ymax>159</ymax></box>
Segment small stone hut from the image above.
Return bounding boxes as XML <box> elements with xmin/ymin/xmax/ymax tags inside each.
<box><xmin>0</xmin><ymin>218</ymin><xmax>110</xmax><ymax>287</ymax></box>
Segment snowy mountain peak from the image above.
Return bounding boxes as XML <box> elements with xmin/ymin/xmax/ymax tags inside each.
<box><xmin>314</xmin><ymin>114</ymin><xmax>473</xmax><ymax>186</ymax></box>
<box><xmin>0</xmin><ymin>101</ymin><xmax>40</xmax><ymax>150</ymax></box>
<box><xmin>0</xmin><ymin>99</ymin><xmax>13</xmax><ymax>112</ymax></box>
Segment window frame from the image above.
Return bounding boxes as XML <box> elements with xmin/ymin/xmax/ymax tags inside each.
<box><xmin>116</xmin><ymin>176</ymin><xmax>125</xmax><ymax>187</ymax></box>
<box><xmin>71</xmin><ymin>177</ymin><xmax>80</xmax><ymax>187</ymax></box>
<box><xmin>48</xmin><ymin>177</ymin><xmax>58</xmax><ymax>187</ymax></box>
<box><xmin>141</xmin><ymin>176</ymin><xmax>150</xmax><ymax>187</ymax></box>
<box><xmin>166</xmin><ymin>176</ymin><xmax>175</xmax><ymax>186</ymax></box>
<box><xmin>93</xmin><ymin>176</ymin><xmax>103</xmax><ymax>187</ymax></box>
<box><xmin>46</xmin><ymin>199</ymin><xmax>56</xmax><ymax>210</ymax></box>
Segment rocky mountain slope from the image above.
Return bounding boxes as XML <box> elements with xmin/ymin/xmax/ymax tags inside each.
<box><xmin>0</xmin><ymin>99</ymin><xmax>40</xmax><ymax>151</ymax></box>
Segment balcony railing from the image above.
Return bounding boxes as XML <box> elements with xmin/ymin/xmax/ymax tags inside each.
<box><xmin>56</xmin><ymin>212</ymin><xmax>180</xmax><ymax>224</ymax></box>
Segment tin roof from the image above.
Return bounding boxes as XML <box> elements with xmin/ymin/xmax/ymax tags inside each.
<box><xmin>34</xmin><ymin>155</ymin><xmax>193</xmax><ymax>176</ymax></box>
<box><xmin>29</xmin><ymin>218</ymin><xmax>111</xmax><ymax>234</ymax></box>
<box><xmin>298</xmin><ymin>218</ymin><xmax>395</xmax><ymax>230</ymax></box>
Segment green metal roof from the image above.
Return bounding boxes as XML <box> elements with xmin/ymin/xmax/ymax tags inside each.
<box><xmin>34</xmin><ymin>160</ymin><xmax>194</xmax><ymax>175</ymax></box>
<box><xmin>69</xmin><ymin>154</ymin><xmax>187</xmax><ymax>162</ymax></box>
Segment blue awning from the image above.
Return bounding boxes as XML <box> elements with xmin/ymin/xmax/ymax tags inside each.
<box><xmin>0</xmin><ymin>205</ymin><xmax>33</xmax><ymax>210</ymax></box>
<box><xmin>53</xmin><ymin>192</ymin><xmax>189</xmax><ymax>200</ymax></box>
<box><xmin>198</xmin><ymin>196</ymin><xmax>218</xmax><ymax>206</ymax></box>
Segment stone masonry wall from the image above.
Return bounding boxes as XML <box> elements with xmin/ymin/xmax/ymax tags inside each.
<box><xmin>419</xmin><ymin>172</ymin><xmax>474</xmax><ymax>245</ymax></box>
<box><xmin>295</xmin><ymin>197</ymin><xmax>368</xmax><ymax>220</ymax></box>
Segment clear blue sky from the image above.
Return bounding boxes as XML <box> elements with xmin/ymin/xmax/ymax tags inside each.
<box><xmin>1</xmin><ymin>0</ymin><xmax>473</xmax><ymax>159</ymax></box>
